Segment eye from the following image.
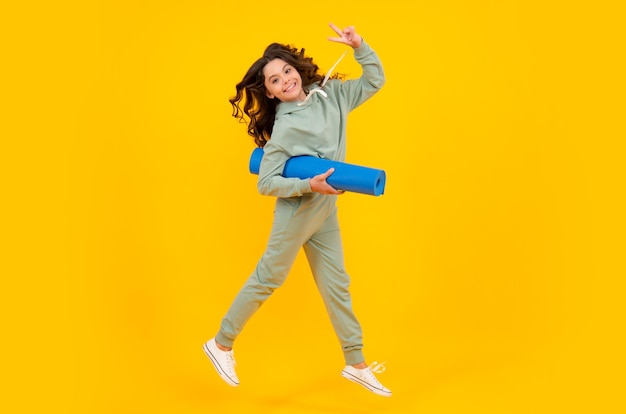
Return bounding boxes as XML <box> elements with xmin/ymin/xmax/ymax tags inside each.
<box><xmin>285</xmin><ymin>67</ymin><xmax>291</xmax><ymax>74</ymax></box>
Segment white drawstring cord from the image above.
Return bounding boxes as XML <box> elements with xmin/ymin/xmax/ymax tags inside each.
<box><xmin>297</xmin><ymin>50</ymin><xmax>348</xmax><ymax>106</ymax></box>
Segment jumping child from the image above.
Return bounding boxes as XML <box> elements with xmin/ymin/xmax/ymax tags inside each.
<box><xmin>204</xmin><ymin>22</ymin><xmax>390</xmax><ymax>397</ymax></box>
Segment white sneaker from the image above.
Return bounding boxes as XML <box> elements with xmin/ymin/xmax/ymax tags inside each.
<box><xmin>341</xmin><ymin>361</ymin><xmax>392</xmax><ymax>397</ymax></box>
<box><xmin>203</xmin><ymin>338</ymin><xmax>239</xmax><ymax>387</ymax></box>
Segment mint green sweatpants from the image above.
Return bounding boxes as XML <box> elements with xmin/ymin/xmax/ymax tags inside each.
<box><xmin>215</xmin><ymin>192</ymin><xmax>364</xmax><ymax>366</ymax></box>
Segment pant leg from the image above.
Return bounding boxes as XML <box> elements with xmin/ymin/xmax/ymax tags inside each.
<box><xmin>217</xmin><ymin>196</ymin><xmax>314</xmax><ymax>347</ymax></box>
<box><xmin>303</xmin><ymin>207</ymin><xmax>365</xmax><ymax>366</ymax></box>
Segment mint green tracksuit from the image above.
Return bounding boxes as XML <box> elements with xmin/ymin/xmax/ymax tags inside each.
<box><xmin>216</xmin><ymin>41</ymin><xmax>385</xmax><ymax>365</ymax></box>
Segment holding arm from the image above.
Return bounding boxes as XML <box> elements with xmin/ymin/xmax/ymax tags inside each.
<box><xmin>257</xmin><ymin>141</ymin><xmax>344</xmax><ymax>197</ymax></box>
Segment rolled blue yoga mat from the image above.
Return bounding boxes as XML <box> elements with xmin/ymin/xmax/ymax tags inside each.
<box><xmin>249</xmin><ymin>147</ymin><xmax>386</xmax><ymax>196</ymax></box>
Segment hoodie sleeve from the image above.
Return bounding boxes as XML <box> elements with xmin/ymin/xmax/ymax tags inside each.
<box><xmin>256</xmin><ymin>139</ymin><xmax>312</xmax><ymax>198</ymax></box>
<box><xmin>337</xmin><ymin>40</ymin><xmax>386</xmax><ymax>111</ymax></box>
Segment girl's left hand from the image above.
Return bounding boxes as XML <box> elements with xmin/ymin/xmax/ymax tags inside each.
<box><xmin>327</xmin><ymin>22</ymin><xmax>363</xmax><ymax>49</ymax></box>
<box><xmin>310</xmin><ymin>168</ymin><xmax>345</xmax><ymax>195</ymax></box>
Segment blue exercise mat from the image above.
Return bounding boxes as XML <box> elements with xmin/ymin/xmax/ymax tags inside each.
<box><xmin>249</xmin><ymin>147</ymin><xmax>386</xmax><ymax>196</ymax></box>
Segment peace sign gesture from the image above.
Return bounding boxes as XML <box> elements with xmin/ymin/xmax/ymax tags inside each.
<box><xmin>327</xmin><ymin>22</ymin><xmax>363</xmax><ymax>49</ymax></box>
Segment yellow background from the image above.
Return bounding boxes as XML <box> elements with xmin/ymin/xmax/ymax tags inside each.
<box><xmin>2</xmin><ymin>1</ymin><xmax>624</xmax><ymax>413</ymax></box>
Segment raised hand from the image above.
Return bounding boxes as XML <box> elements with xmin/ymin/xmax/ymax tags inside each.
<box><xmin>327</xmin><ymin>22</ymin><xmax>363</xmax><ymax>49</ymax></box>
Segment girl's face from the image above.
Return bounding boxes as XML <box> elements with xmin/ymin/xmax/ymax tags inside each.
<box><xmin>263</xmin><ymin>58</ymin><xmax>306</xmax><ymax>102</ymax></box>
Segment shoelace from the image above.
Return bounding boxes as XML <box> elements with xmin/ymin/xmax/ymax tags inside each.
<box><xmin>360</xmin><ymin>361</ymin><xmax>387</xmax><ymax>387</ymax></box>
<box><xmin>369</xmin><ymin>361</ymin><xmax>387</xmax><ymax>374</ymax></box>
<box><xmin>297</xmin><ymin>50</ymin><xmax>348</xmax><ymax>106</ymax></box>
<box><xmin>225</xmin><ymin>350</ymin><xmax>237</xmax><ymax>374</ymax></box>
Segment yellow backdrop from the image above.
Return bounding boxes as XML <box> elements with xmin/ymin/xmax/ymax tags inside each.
<box><xmin>2</xmin><ymin>1</ymin><xmax>624</xmax><ymax>413</ymax></box>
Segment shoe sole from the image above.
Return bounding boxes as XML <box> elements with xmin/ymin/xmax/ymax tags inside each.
<box><xmin>341</xmin><ymin>370</ymin><xmax>391</xmax><ymax>397</ymax></box>
<box><xmin>203</xmin><ymin>342</ymin><xmax>239</xmax><ymax>387</ymax></box>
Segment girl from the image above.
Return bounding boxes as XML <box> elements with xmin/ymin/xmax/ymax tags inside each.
<box><xmin>204</xmin><ymin>23</ymin><xmax>390</xmax><ymax>397</ymax></box>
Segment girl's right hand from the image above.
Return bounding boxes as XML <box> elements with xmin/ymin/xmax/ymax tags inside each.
<box><xmin>310</xmin><ymin>168</ymin><xmax>345</xmax><ymax>195</ymax></box>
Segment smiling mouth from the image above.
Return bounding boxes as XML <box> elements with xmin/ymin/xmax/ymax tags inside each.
<box><xmin>284</xmin><ymin>82</ymin><xmax>296</xmax><ymax>93</ymax></box>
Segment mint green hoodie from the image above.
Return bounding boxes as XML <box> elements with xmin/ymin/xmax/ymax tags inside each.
<box><xmin>257</xmin><ymin>41</ymin><xmax>385</xmax><ymax>198</ymax></box>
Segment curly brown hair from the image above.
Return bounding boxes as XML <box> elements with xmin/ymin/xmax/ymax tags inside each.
<box><xmin>229</xmin><ymin>43</ymin><xmax>340</xmax><ymax>147</ymax></box>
